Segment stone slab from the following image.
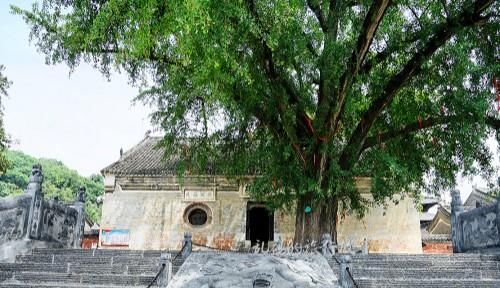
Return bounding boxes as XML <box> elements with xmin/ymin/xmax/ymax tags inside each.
<box><xmin>168</xmin><ymin>252</ymin><xmax>338</xmax><ymax>288</ymax></box>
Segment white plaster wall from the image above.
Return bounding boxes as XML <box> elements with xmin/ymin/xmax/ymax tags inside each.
<box><xmin>337</xmin><ymin>194</ymin><xmax>422</xmax><ymax>253</ymax></box>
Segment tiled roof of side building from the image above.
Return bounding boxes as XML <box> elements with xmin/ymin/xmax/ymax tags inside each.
<box><xmin>464</xmin><ymin>186</ymin><xmax>498</xmax><ymax>208</ymax></box>
<box><xmin>101</xmin><ymin>136</ymin><xmax>177</xmax><ymax>175</ymax></box>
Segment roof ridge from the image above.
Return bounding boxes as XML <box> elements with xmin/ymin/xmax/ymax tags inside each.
<box><xmin>101</xmin><ymin>136</ymin><xmax>161</xmax><ymax>174</ymax></box>
<box><xmin>120</xmin><ymin>136</ymin><xmax>153</xmax><ymax>160</ymax></box>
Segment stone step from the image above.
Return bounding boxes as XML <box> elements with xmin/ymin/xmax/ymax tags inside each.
<box><xmin>1</xmin><ymin>262</ymin><xmax>183</xmax><ymax>278</ymax></box>
<box><xmin>0</xmin><ymin>263</ymin><xmax>159</xmax><ymax>275</ymax></box>
<box><xmin>348</xmin><ymin>268</ymin><xmax>500</xmax><ymax>280</ymax></box>
<box><xmin>15</xmin><ymin>254</ymin><xmax>162</xmax><ymax>265</ymax></box>
<box><xmin>0</xmin><ymin>273</ymin><xmax>12</xmax><ymax>283</ymax></box>
<box><xmin>2</xmin><ymin>272</ymin><xmax>155</xmax><ymax>286</ymax></box>
<box><xmin>31</xmin><ymin>248</ymin><xmax>173</xmax><ymax>258</ymax></box>
<box><xmin>0</xmin><ymin>284</ymin><xmax>127</xmax><ymax>288</ymax></box>
<box><xmin>349</xmin><ymin>253</ymin><xmax>500</xmax><ymax>261</ymax></box>
<box><xmin>328</xmin><ymin>259</ymin><xmax>500</xmax><ymax>270</ymax></box>
<box><xmin>354</xmin><ymin>279</ymin><xmax>500</xmax><ymax>288</ymax></box>
<box><xmin>329</xmin><ymin>266</ymin><xmax>500</xmax><ymax>280</ymax></box>
<box><xmin>328</xmin><ymin>261</ymin><xmax>500</xmax><ymax>271</ymax></box>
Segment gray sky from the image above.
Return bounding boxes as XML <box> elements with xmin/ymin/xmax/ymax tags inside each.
<box><xmin>0</xmin><ymin>1</ymin><xmax>496</xmax><ymax>201</ymax></box>
<box><xmin>1</xmin><ymin>1</ymin><xmax>153</xmax><ymax>176</ymax></box>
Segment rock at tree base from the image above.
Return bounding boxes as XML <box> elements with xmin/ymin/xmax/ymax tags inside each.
<box><xmin>168</xmin><ymin>252</ymin><xmax>338</xmax><ymax>288</ymax></box>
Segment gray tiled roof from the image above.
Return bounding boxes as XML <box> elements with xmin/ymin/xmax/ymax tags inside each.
<box><xmin>421</xmin><ymin>229</ymin><xmax>451</xmax><ymax>242</ymax></box>
<box><xmin>101</xmin><ymin>136</ymin><xmax>176</xmax><ymax>175</ymax></box>
<box><xmin>464</xmin><ymin>187</ymin><xmax>497</xmax><ymax>209</ymax></box>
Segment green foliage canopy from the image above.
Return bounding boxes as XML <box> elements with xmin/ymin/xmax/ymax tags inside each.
<box><xmin>12</xmin><ymin>0</ymin><xmax>500</xmax><ymax>223</ymax></box>
<box><xmin>0</xmin><ymin>150</ymin><xmax>104</xmax><ymax>223</ymax></box>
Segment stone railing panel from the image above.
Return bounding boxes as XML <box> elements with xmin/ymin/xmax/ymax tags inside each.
<box><xmin>0</xmin><ymin>165</ymin><xmax>86</xmax><ymax>251</ymax></box>
<box><xmin>459</xmin><ymin>202</ymin><xmax>499</xmax><ymax>251</ymax></box>
<box><xmin>0</xmin><ymin>194</ymin><xmax>32</xmax><ymax>245</ymax></box>
<box><xmin>451</xmin><ymin>189</ymin><xmax>500</xmax><ymax>253</ymax></box>
<box><xmin>39</xmin><ymin>200</ymin><xmax>79</xmax><ymax>247</ymax></box>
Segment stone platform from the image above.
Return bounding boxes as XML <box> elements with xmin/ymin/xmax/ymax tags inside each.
<box><xmin>168</xmin><ymin>252</ymin><xmax>338</xmax><ymax>288</ymax></box>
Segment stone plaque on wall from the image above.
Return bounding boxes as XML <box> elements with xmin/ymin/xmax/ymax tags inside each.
<box><xmin>183</xmin><ymin>189</ymin><xmax>216</xmax><ymax>202</ymax></box>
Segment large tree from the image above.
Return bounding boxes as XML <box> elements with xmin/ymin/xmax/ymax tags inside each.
<box><xmin>13</xmin><ymin>0</ymin><xmax>499</xmax><ymax>243</ymax></box>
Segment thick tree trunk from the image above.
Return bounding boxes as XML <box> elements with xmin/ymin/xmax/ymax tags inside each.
<box><xmin>294</xmin><ymin>193</ymin><xmax>338</xmax><ymax>244</ymax></box>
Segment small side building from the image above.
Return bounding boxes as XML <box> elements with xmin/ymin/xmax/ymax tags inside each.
<box><xmin>464</xmin><ymin>186</ymin><xmax>498</xmax><ymax>210</ymax></box>
<box><xmin>82</xmin><ymin>217</ymin><xmax>99</xmax><ymax>249</ymax></box>
<box><xmin>422</xmin><ymin>205</ymin><xmax>452</xmax><ymax>253</ymax></box>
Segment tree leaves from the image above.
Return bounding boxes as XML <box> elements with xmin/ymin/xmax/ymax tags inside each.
<box><xmin>12</xmin><ymin>0</ymin><xmax>500</xmax><ymax>216</ymax></box>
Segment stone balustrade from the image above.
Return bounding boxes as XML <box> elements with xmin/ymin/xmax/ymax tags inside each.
<box><xmin>0</xmin><ymin>164</ymin><xmax>86</xmax><ymax>256</ymax></box>
<box><xmin>451</xmin><ymin>189</ymin><xmax>500</xmax><ymax>253</ymax></box>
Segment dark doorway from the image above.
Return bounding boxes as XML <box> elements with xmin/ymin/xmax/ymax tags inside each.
<box><xmin>246</xmin><ymin>203</ymin><xmax>274</xmax><ymax>247</ymax></box>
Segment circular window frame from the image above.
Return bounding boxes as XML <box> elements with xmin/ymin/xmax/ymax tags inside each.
<box><xmin>183</xmin><ymin>203</ymin><xmax>212</xmax><ymax>228</ymax></box>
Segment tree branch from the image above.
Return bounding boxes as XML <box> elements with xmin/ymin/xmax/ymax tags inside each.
<box><xmin>338</xmin><ymin>0</ymin><xmax>495</xmax><ymax>170</ymax></box>
<box><xmin>306</xmin><ymin>0</ymin><xmax>328</xmax><ymax>33</ymax></box>
<box><xmin>244</xmin><ymin>0</ymin><xmax>312</xmax><ymax>161</ymax></box>
<box><xmin>325</xmin><ymin>0</ymin><xmax>390</xmax><ymax>134</ymax></box>
<box><xmin>362</xmin><ymin>114</ymin><xmax>500</xmax><ymax>152</ymax></box>
<box><xmin>362</xmin><ymin>116</ymin><xmax>450</xmax><ymax>150</ymax></box>
<box><xmin>303</xmin><ymin>31</ymin><xmax>319</xmax><ymax>58</ymax></box>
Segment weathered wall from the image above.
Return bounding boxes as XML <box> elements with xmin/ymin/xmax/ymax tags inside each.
<box><xmin>102</xmin><ymin>176</ymin><xmax>421</xmax><ymax>253</ymax></box>
<box><xmin>336</xmin><ymin>193</ymin><xmax>422</xmax><ymax>253</ymax></box>
<box><xmin>101</xmin><ymin>176</ymin><xmax>256</xmax><ymax>250</ymax></box>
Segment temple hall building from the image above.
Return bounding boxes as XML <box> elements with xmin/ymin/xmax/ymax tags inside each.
<box><xmin>99</xmin><ymin>135</ymin><xmax>422</xmax><ymax>253</ymax></box>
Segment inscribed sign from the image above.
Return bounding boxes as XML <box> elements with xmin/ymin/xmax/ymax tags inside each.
<box><xmin>184</xmin><ymin>190</ymin><xmax>215</xmax><ymax>201</ymax></box>
<box><xmin>100</xmin><ymin>229</ymin><xmax>130</xmax><ymax>247</ymax></box>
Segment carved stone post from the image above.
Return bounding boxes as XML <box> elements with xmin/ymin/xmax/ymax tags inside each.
<box><xmin>25</xmin><ymin>164</ymin><xmax>44</xmax><ymax>240</ymax></box>
<box><xmin>182</xmin><ymin>232</ymin><xmax>192</xmax><ymax>259</ymax></box>
<box><xmin>72</xmin><ymin>187</ymin><xmax>86</xmax><ymax>248</ymax></box>
<box><xmin>158</xmin><ymin>253</ymin><xmax>172</xmax><ymax>288</ymax></box>
<box><xmin>339</xmin><ymin>255</ymin><xmax>353</xmax><ymax>288</ymax></box>
<box><xmin>362</xmin><ymin>238</ymin><xmax>369</xmax><ymax>255</ymax></box>
<box><xmin>320</xmin><ymin>233</ymin><xmax>334</xmax><ymax>257</ymax></box>
<box><xmin>451</xmin><ymin>189</ymin><xmax>464</xmax><ymax>253</ymax></box>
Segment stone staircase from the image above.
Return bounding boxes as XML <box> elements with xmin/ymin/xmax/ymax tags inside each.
<box><xmin>3</xmin><ymin>248</ymin><xmax>500</xmax><ymax>287</ymax></box>
<box><xmin>328</xmin><ymin>253</ymin><xmax>500</xmax><ymax>288</ymax></box>
<box><xmin>0</xmin><ymin>248</ymin><xmax>185</xmax><ymax>288</ymax></box>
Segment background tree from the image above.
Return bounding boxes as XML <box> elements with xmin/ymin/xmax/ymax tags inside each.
<box><xmin>13</xmin><ymin>0</ymin><xmax>499</xmax><ymax>243</ymax></box>
<box><xmin>0</xmin><ymin>65</ymin><xmax>11</xmax><ymax>173</ymax></box>
<box><xmin>0</xmin><ymin>150</ymin><xmax>104</xmax><ymax>223</ymax></box>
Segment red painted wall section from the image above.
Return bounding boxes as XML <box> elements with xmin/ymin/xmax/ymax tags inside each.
<box><xmin>422</xmin><ymin>242</ymin><xmax>453</xmax><ymax>254</ymax></box>
<box><xmin>82</xmin><ymin>235</ymin><xmax>99</xmax><ymax>249</ymax></box>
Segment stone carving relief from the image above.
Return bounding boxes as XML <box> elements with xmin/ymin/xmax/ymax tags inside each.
<box><xmin>41</xmin><ymin>203</ymin><xmax>77</xmax><ymax>245</ymax></box>
<box><xmin>462</xmin><ymin>211</ymin><xmax>499</xmax><ymax>250</ymax></box>
<box><xmin>168</xmin><ymin>253</ymin><xmax>337</xmax><ymax>288</ymax></box>
<box><xmin>29</xmin><ymin>197</ymin><xmax>42</xmax><ymax>238</ymax></box>
<box><xmin>0</xmin><ymin>208</ymin><xmax>27</xmax><ymax>244</ymax></box>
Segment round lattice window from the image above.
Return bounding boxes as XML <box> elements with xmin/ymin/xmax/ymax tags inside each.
<box><xmin>188</xmin><ymin>208</ymin><xmax>208</xmax><ymax>226</ymax></box>
<box><xmin>184</xmin><ymin>203</ymin><xmax>212</xmax><ymax>227</ymax></box>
